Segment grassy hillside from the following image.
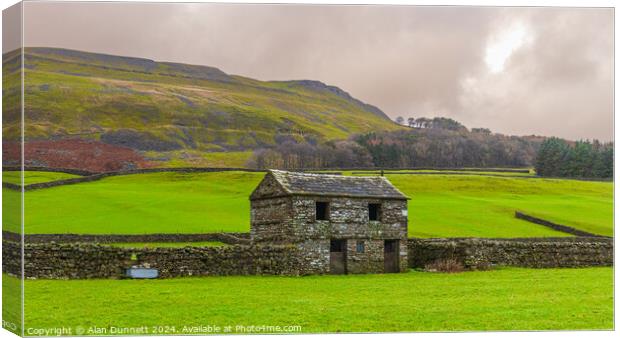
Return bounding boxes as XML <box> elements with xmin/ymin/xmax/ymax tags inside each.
<box><xmin>4</xmin><ymin>171</ymin><xmax>612</xmax><ymax>237</ymax></box>
<box><xmin>3</xmin><ymin>48</ymin><xmax>402</xmax><ymax>154</ymax></box>
<box><xmin>16</xmin><ymin>268</ymin><xmax>613</xmax><ymax>332</ymax></box>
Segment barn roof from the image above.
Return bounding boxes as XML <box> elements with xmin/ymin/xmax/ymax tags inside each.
<box><xmin>252</xmin><ymin>170</ymin><xmax>409</xmax><ymax>200</ymax></box>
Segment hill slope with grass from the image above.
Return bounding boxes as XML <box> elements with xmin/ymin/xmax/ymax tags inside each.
<box><xmin>2</xmin><ymin>48</ymin><xmax>402</xmax><ymax>157</ymax></box>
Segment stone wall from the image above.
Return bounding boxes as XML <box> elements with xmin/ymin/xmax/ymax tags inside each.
<box><xmin>346</xmin><ymin>239</ymin><xmax>384</xmax><ymax>274</ymax></box>
<box><xmin>290</xmin><ymin>196</ymin><xmax>408</xmax><ymax>241</ymax></box>
<box><xmin>292</xmin><ymin>196</ymin><xmax>409</xmax><ymax>273</ymax></box>
<box><xmin>296</xmin><ymin>239</ymin><xmax>330</xmax><ymax>274</ymax></box>
<box><xmin>2</xmin><ymin>235</ymin><xmax>612</xmax><ymax>279</ymax></box>
<box><xmin>408</xmin><ymin>237</ymin><xmax>613</xmax><ymax>269</ymax></box>
<box><xmin>136</xmin><ymin>245</ymin><xmax>303</xmax><ymax>277</ymax></box>
<box><xmin>3</xmin><ymin>241</ymin><xmax>131</xmax><ymax>279</ymax></box>
<box><xmin>250</xmin><ymin>197</ymin><xmax>294</xmax><ymax>242</ymax></box>
<box><xmin>2</xmin><ymin>240</ymin><xmax>305</xmax><ymax>279</ymax></box>
<box><xmin>514</xmin><ymin>211</ymin><xmax>606</xmax><ymax>237</ymax></box>
<box><xmin>251</xmin><ymin>194</ymin><xmax>409</xmax><ymax>273</ymax></box>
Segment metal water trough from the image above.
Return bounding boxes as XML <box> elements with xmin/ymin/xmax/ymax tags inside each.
<box><xmin>126</xmin><ymin>267</ymin><xmax>159</xmax><ymax>279</ymax></box>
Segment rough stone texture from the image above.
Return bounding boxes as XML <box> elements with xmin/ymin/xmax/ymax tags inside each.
<box><xmin>3</xmin><ymin>236</ymin><xmax>612</xmax><ymax>279</ymax></box>
<box><xmin>3</xmin><ymin>241</ymin><xmax>131</xmax><ymax>279</ymax></box>
<box><xmin>250</xmin><ymin>170</ymin><xmax>409</xmax><ymax>274</ymax></box>
<box><xmin>296</xmin><ymin>239</ymin><xmax>330</xmax><ymax>274</ymax></box>
<box><xmin>2</xmin><ymin>231</ymin><xmax>251</xmax><ymax>245</ymax></box>
<box><xmin>136</xmin><ymin>245</ymin><xmax>303</xmax><ymax>277</ymax></box>
<box><xmin>408</xmin><ymin>237</ymin><xmax>613</xmax><ymax>269</ymax></box>
<box><xmin>2</xmin><ymin>239</ymin><xmax>23</xmax><ymax>279</ymax></box>
<box><xmin>2</xmin><ymin>240</ymin><xmax>304</xmax><ymax>279</ymax></box>
<box><xmin>346</xmin><ymin>239</ymin><xmax>384</xmax><ymax>274</ymax></box>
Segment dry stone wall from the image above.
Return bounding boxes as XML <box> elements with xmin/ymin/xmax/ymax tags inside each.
<box><xmin>2</xmin><ymin>236</ymin><xmax>612</xmax><ymax>279</ymax></box>
<box><xmin>514</xmin><ymin>211</ymin><xmax>606</xmax><ymax>237</ymax></box>
<box><xmin>135</xmin><ymin>245</ymin><xmax>304</xmax><ymax>277</ymax></box>
<box><xmin>408</xmin><ymin>237</ymin><xmax>613</xmax><ymax>269</ymax></box>
<box><xmin>2</xmin><ymin>240</ymin><xmax>306</xmax><ymax>279</ymax></box>
<box><xmin>3</xmin><ymin>241</ymin><xmax>131</xmax><ymax>279</ymax></box>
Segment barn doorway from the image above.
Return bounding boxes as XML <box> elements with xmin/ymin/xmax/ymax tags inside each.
<box><xmin>330</xmin><ymin>239</ymin><xmax>347</xmax><ymax>274</ymax></box>
<box><xmin>384</xmin><ymin>240</ymin><xmax>399</xmax><ymax>273</ymax></box>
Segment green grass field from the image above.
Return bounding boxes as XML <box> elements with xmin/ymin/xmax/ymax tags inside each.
<box><xmin>4</xmin><ymin>172</ymin><xmax>613</xmax><ymax>237</ymax></box>
<box><xmin>2</xmin><ymin>171</ymin><xmax>80</xmax><ymax>185</ymax></box>
<box><xmin>387</xmin><ymin>174</ymin><xmax>612</xmax><ymax>237</ymax></box>
<box><xmin>13</xmin><ymin>267</ymin><xmax>612</xmax><ymax>333</ymax></box>
<box><xmin>2</xmin><ymin>171</ymin><xmax>612</xmax><ymax>237</ymax></box>
<box><xmin>2</xmin><ymin>274</ymin><xmax>21</xmax><ymax>335</ymax></box>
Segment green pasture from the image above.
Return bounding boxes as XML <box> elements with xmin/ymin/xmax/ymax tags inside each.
<box><xmin>386</xmin><ymin>174</ymin><xmax>612</xmax><ymax>237</ymax></box>
<box><xmin>2</xmin><ymin>274</ymin><xmax>21</xmax><ymax>335</ymax></box>
<box><xmin>16</xmin><ymin>267</ymin><xmax>612</xmax><ymax>332</ymax></box>
<box><xmin>2</xmin><ymin>171</ymin><xmax>80</xmax><ymax>185</ymax></box>
<box><xmin>2</xmin><ymin>171</ymin><xmax>613</xmax><ymax>237</ymax></box>
<box><xmin>348</xmin><ymin>169</ymin><xmax>535</xmax><ymax>176</ymax></box>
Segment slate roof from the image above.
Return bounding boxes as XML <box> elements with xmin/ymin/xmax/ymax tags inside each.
<box><xmin>262</xmin><ymin>170</ymin><xmax>409</xmax><ymax>200</ymax></box>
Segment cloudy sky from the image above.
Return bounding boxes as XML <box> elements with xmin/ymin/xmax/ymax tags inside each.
<box><xmin>16</xmin><ymin>2</ymin><xmax>614</xmax><ymax>140</ymax></box>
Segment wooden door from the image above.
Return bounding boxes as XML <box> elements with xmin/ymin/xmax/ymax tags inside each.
<box><xmin>384</xmin><ymin>240</ymin><xmax>399</xmax><ymax>273</ymax></box>
<box><xmin>330</xmin><ymin>240</ymin><xmax>347</xmax><ymax>274</ymax></box>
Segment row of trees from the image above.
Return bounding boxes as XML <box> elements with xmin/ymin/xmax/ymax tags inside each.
<box><xmin>535</xmin><ymin>138</ymin><xmax>613</xmax><ymax>178</ymax></box>
<box><xmin>248</xmin><ymin>126</ymin><xmax>544</xmax><ymax>169</ymax></box>
<box><xmin>354</xmin><ymin>128</ymin><xmax>540</xmax><ymax>168</ymax></box>
<box><xmin>395</xmin><ymin>116</ymin><xmax>467</xmax><ymax>131</ymax></box>
<box><xmin>246</xmin><ymin>140</ymin><xmax>373</xmax><ymax>169</ymax></box>
<box><xmin>248</xmin><ymin>117</ymin><xmax>613</xmax><ymax>176</ymax></box>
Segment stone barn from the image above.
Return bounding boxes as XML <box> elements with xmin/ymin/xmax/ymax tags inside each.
<box><xmin>250</xmin><ymin>170</ymin><xmax>409</xmax><ymax>274</ymax></box>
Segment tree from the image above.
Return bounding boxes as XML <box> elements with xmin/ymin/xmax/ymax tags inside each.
<box><xmin>407</xmin><ymin>117</ymin><xmax>416</xmax><ymax>128</ymax></box>
<box><xmin>395</xmin><ymin>116</ymin><xmax>405</xmax><ymax>125</ymax></box>
<box><xmin>535</xmin><ymin>138</ymin><xmax>569</xmax><ymax>177</ymax></box>
<box><xmin>472</xmin><ymin>128</ymin><xmax>491</xmax><ymax>135</ymax></box>
<box><xmin>535</xmin><ymin>138</ymin><xmax>612</xmax><ymax>178</ymax></box>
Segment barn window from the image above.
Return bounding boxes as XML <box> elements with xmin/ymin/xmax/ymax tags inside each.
<box><xmin>356</xmin><ymin>241</ymin><xmax>365</xmax><ymax>253</ymax></box>
<box><xmin>369</xmin><ymin>203</ymin><xmax>381</xmax><ymax>221</ymax></box>
<box><xmin>316</xmin><ymin>201</ymin><xmax>329</xmax><ymax>221</ymax></box>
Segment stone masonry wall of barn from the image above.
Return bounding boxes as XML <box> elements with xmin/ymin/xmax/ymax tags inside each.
<box><xmin>290</xmin><ymin>197</ymin><xmax>408</xmax><ymax>240</ymax></box>
<box><xmin>346</xmin><ymin>239</ymin><xmax>384</xmax><ymax>273</ymax></box>
<box><xmin>250</xmin><ymin>197</ymin><xmax>294</xmax><ymax>242</ymax></box>
<box><xmin>252</xmin><ymin>194</ymin><xmax>409</xmax><ymax>273</ymax></box>
<box><xmin>290</xmin><ymin>196</ymin><xmax>409</xmax><ymax>273</ymax></box>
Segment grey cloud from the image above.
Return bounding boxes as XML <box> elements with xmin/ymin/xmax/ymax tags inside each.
<box><xmin>21</xmin><ymin>2</ymin><xmax>613</xmax><ymax>140</ymax></box>
<box><xmin>459</xmin><ymin>7</ymin><xmax>613</xmax><ymax>140</ymax></box>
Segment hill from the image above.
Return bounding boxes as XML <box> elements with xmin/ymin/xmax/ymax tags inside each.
<box><xmin>2</xmin><ymin>47</ymin><xmax>402</xmax><ymax>168</ymax></box>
